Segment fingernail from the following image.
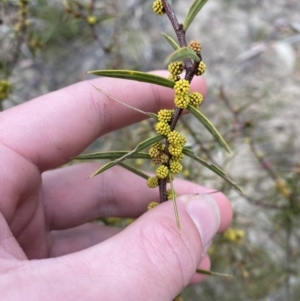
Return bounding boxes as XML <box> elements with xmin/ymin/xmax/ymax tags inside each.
<box><xmin>180</xmin><ymin>194</ymin><xmax>220</xmax><ymax>249</ymax></box>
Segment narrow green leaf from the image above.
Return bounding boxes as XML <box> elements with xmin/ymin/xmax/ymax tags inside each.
<box><xmin>118</xmin><ymin>162</ymin><xmax>149</xmax><ymax>180</ymax></box>
<box><xmin>187</xmin><ymin>105</ymin><xmax>232</xmax><ymax>154</ymax></box>
<box><xmin>169</xmin><ymin>174</ymin><xmax>180</xmax><ymax>232</ymax></box>
<box><xmin>164</xmin><ymin>47</ymin><xmax>200</xmax><ymax>65</ymax></box>
<box><xmin>182</xmin><ymin>148</ymin><xmax>244</xmax><ymax>194</ymax></box>
<box><xmin>93</xmin><ymin>86</ymin><xmax>158</xmax><ymax>121</ymax></box>
<box><xmin>88</xmin><ymin>70</ymin><xmax>174</xmax><ymax>88</ymax></box>
<box><xmin>75</xmin><ymin>151</ymin><xmax>150</xmax><ymax>160</ymax></box>
<box><xmin>183</xmin><ymin>0</ymin><xmax>209</xmax><ymax>31</ymax></box>
<box><xmin>196</xmin><ymin>268</ymin><xmax>233</xmax><ymax>278</ymax></box>
<box><xmin>91</xmin><ymin>135</ymin><xmax>164</xmax><ymax>177</ymax></box>
<box><xmin>161</xmin><ymin>32</ymin><xmax>180</xmax><ymax>50</ymax></box>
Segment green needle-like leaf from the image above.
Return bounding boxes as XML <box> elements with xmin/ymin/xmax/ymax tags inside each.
<box><xmin>93</xmin><ymin>86</ymin><xmax>158</xmax><ymax>121</ymax></box>
<box><xmin>183</xmin><ymin>148</ymin><xmax>244</xmax><ymax>194</ymax></box>
<box><xmin>88</xmin><ymin>70</ymin><xmax>174</xmax><ymax>89</ymax></box>
<box><xmin>196</xmin><ymin>268</ymin><xmax>233</xmax><ymax>278</ymax></box>
<box><xmin>161</xmin><ymin>32</ymin><xmax>180</xmax><ymax>50</ymax></box>
<box><xmin>91</xmin><ymin>135</ymin><xmax>164</xmax><ymax>177</ymax></box>
<box><xmin>183</xmin><ymin>0</ymin><xmax>209</xmax><ymax>31</ymax></box>
<box><xmin>169</xmin><ymin>175</ymin><xmax>181</xmax><ymax>232</ymax></box>
<box><xmin>118</xmin><ymin>162</ymin><xmax>149</xmax><ymax>180</ymax></box>
<box><xmin>75</xmin><ymin>151</ymin><xmax>150</xmax><ymax>160</ymax></box>
<box><xmin>187</xmin><ymin>105</ymin><xmax>232</xmax><ymax>154</ymax></box>
<box><xmin>164</xmin><ymin>47</ymin><xmax>200</xmax><ymax>65</ymax></box>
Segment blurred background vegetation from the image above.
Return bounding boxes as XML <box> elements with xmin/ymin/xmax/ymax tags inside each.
<box><xmin>1</xmin><ymin>0</ymin><xmax>300</xmax><ymax>300</ymax></box>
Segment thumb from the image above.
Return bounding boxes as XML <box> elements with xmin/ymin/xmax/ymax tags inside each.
<box><xmin>80</xmin><ymin>194</ymin><xmax>220</xmax><ymax>300</ymax></box>
<box><xmin>12</xmin><ymin>194</ymin><xmax>220</xmax><ymax>301</ymax></box>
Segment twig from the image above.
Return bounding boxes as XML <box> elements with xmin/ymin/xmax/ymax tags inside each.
<box><xmin>159</xmin><ymin>1</ymin><xmax>200</xmax><ymax>202</ymax></box>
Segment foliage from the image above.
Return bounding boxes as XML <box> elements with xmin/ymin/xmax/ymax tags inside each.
<box><xmin>1</xmin><ymin>0</ymin><xmax>299</xmax><ymax>300</ymax></box>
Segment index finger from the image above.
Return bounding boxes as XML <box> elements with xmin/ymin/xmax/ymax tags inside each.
<box><xmin>0</xmin><ymin>71</ymin><xmax>206</xmax><ymax>171</ymax></box>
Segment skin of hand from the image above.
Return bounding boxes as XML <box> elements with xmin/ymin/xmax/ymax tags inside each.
<box><xmin>0</xmin><ymin>71</ymin><xmax>232</xmax><ymax>301</ymax></box>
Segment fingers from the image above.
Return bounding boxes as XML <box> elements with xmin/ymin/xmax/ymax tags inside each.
<box><xmin>12</xmin><ymin>195</ymin><xmax>220</xmax><ymax>300</ymax></box>
<box><xmin>42</xmin><ymin>163</ymin><xmax>232</xmax><ymax>232</ymax></box>
<box><xmin>189</xmin><ymin>255</ymin><xmax>211</xmax><ymax>285</ymax></box>
<box><xmin>49</xmin><ymin>223</ymin><xmax>121</xmax><ymax>257</ymax></box>
<box><xmin>0</xmin><ymin>73</ymin><xmax>206</xmax><ymax>171</ymax></box>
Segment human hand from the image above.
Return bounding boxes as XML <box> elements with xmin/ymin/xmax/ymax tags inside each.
<box><xmin>0</xmin><ymin>72</ymin><xmax>232</xmax><ymax>300</ymax></box>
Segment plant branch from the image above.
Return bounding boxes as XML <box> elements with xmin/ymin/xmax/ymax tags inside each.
<box><xmin>162</xmin><ymin>0</ymin><xmax>186</xmax><ymax>47</ymax></box>
<box><xmin>159</xmin><ymin>0</ymin><xmax>201</xmax><ymax>202</ymax></box>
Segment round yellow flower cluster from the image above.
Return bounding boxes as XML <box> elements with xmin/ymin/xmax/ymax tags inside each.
<box><xmin>151</xmin><ymin>156</ymin><xmax>162</xmax><ymax>165</ymax></box>
<box><xmin>173</xmin><ymin>79</ymin><xmax>194</xmax><ymax>109</ymax></box>
<box><xmin>156</xmin><ymin>165</ymin><xmax>169</xmax><ymax>179</ymax></box>
<box><xmin>189</xmin><ymin>92</ymin><xmax>203</xmax><ymax>107</ymax></box>
<box><xmin>152</xmin><ymin>142</ymin><xmax>164</xmax><ymax>150</ymax></box>
<box><xmin>167</xmin><ymin>131</ymin><xmax>186</xmax><ymax>147</ymax></box>
<box><xmin>0</xmin><ymin>80</ymin><xmax>12</xmax><ymax>101</ymax></box>
<box><xmin>170</xmin><ymin>160</ymin><xmax>182</xmax><ymax>174</ymax></box>
<box><xmin>157</xmin><ymin>109</ymin><xmax>174</xmax><ymax>123</ymax></box>
<box><xmin>172</xmin><ymin>153</ymin><xmax>184</xmax><ymax>161</ymax></box>
<box><xmin>169</xmin><ymin>145</ymin><xmax>183</xmax><ymax>157</ymax></box>
<box><xmin>188</xmin><ymin>40</ymin><xmax>202</xmax><ymax>54</ymax></box>
<box><xmin>149</xmin><ymin>142</ymin><xmax>169</xmax><ymax>165</ymax></box>
<box><xmin>149</xmin><ymin>145</ymin><xmax>161</xmax><ymax>159</ymax></box>
<box><xmin>147</xmin><ymin>176</ymin><xmax>159</xmax><ymax>188</ymax></box>
<box><xmin>87</xmin><ymin>16</ymin><xmax>97</xmax><ymax>25</ymax></box>
<box><xmin>168</xmin><ymin>61</ymin><xmax>183</xmax><ymax>76</ymax></box>
<box><xmin>174</xmin><ymin>79</ymin><xmax>190</xmax><ymax>96</ymax></box>
<box><xmin>197</xmin><ymin>61</ymin><xmax>206</xmax><ymax>76</ymax></box>
<box><xmin>151</xmin><ymin>154</ymin><xmax>169</xmax><ymax>165</ymax></box>
<box><xmin>159</xmin><ymin>153</ymin><xmax>169</xmax><ymax>164</ymax></box>
<box><xmin>152</xmin><ymin>0</ymin><xmax>165</xmax><ymax>15</ymax></box>
<box><xmin>167</xmin><ymin>189</ymin><xmax>177</xmax><ymax>200</ymax></box>
<box><xmin>155</xmin><ymin>121</ymin><xmax>171</xmax><ymax>136</ymax></box>
<box><xmin>147</xmin><ymin>201</ymin><xmax>159</xmax><ymax>210</ymax></box>
<box><xmin>174</xmin><ymin>95</ymin><xmax>190</xmax><ymax>109</ymax></box>
<box><xmin>223</xmin><ymin>228</ymin><xmax>245</xmax><ymax>243</ymax></box>
<box><xmin>168</xmin><ymin>74</ymin><xmax>180</xmax><ymax>82</ymax></box>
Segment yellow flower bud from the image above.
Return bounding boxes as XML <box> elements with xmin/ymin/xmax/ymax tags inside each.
<box><xmin>168</xmin><ymin>74</ymin><xmax>180</xmax><ymax>82</ymax></box>
<box><xmin>155</xmin><ymin>121</ymin><xmax>171</xmax><ymax>136</ymax></box>
<box><xmin>167</xmin><ymin>189</ymin><xmax>177</xmax><ymax>200</ymax></box>
<box><xmin>147</xmin><ymin>202</ymin><xmax>159</xmax><ymax>210</ymax></box>
<box><xmin>196</xmin><ymin>61</ymin><xmax>206</xmax><ymax>76</ymax></box>
<box><xmin>174</xmin><ymin>94</ymin><xmax>190</xmax><ymax>109</ymax></box>
<box><xmin>174</xmin><ymin>79</ymin><xmax>190</xmax><ymax>96</ymax></box>
<box><xmin>170</xmin><ymin>160</ymin><xmax>182</xmax><ymax>174</ymax></box>
<box><xmin>0</xmin><ymin>80</ymin><xmax>13</xmax><ymax>101</ymax></box>
<box><xmin>87</xmin><ymin>16</ymin><xmax>97</xmax><ymax>25</ymax></box>
<box><xmin>157</xmin><ymin>109</ymin><xmax>174</xmax><ymax>123</ymax></box>
<box><xmin>169</xmin><ymin>145</ymin><xmax>183</xmax><ymax>157</ymax></box>
<box><xmin>189</xmin><ymin>92</ymin><xmax>203</xmax><ymax>107</ymax></box>
<box><xmin>167</xmin><ymin>131</ymin><xmax>186</xmax><ymax>147</ymax></box>
<box><xmin>156</xmin><ymin>165</ymin><xmax>169</xmax><ymax>179</ymax></box>
<box><xmin>168</xmin><ymin>61</ymin><xmax>183</xmax><ymax>76</ymax></box>
<box><xmin>152</xmin><ymin>0</ymin><xmax>165</xmax><ymax>15</ymax></box>
<box><xmin>188</xmin><ymin>40</ymin><xmax>202</xmax><ymax>54</ymax></box>
<box><xmin>147</xmin><ymin>177</ymin><xmax>159</xmax><ymax>188</ymax></box>
<box><xmin>223</xmin><ymin>228</ymin><xmax>245</xmax><ymax>243</ymax></box>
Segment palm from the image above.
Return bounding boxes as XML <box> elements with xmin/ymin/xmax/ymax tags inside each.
<box><xmin>0</xmin><ymin>150</ymin><xmax>48</xmax><ymax>259</ymax></box>
<box><xmin>0</xmin><ymin>75</ymin><xmax>186</xmax><ymax>260</ymax></box>
<box><xmin>0</xmin><ymin>75</ymin><xmax>235</xmax><ymax>300</ymax></box>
